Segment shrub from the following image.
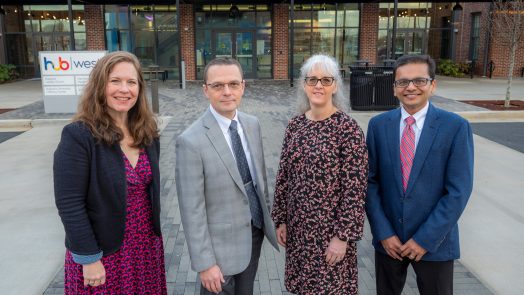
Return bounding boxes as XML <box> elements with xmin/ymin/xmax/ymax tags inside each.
<box><xmin>437</xmin><ymin>59</ymin><xmax>465</xmax><ymax>77</ymax></box>
<box><xmin>0</xmin><ymin>64</ymin><xmax>19</xmax><ymax>83</ymax></box>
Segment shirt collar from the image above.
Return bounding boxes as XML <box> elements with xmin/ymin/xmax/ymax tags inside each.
<box><xmin>401</xmin><ymin>102</ymin><xmax>429</xmax><ymax>129</ymax></box>
<box><xmin>209</xmin><ymin>105</ymin><xmax>239</xmax><ymax>134</ymax></box>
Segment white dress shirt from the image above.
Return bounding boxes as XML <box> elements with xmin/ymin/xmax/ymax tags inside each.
<box><xmin>209</xmin><ymin>105</ymin><xmax>256</xmax><ymax>181</ymax></box>
<box><xmin>399</xmin><ymin>102</ymin><xmax>429</xmax><ymax>151</ymax></box>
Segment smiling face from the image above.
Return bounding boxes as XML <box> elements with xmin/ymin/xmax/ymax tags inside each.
<box><xmin>394</xmin><ymin>63</ymin><xmax>436</xmax><ymax>115</ymax></box>
<box><xmin>203</xmin><ymin>64</ymin><xmax>245</xmax><ymax>119</ymax></box>
<box><xmin>303</xmin><ymin>66</ymin><xmax>337</xmax><ymax>110</ymax></box>
<box><xmin>105</xmin><ymin>61</ymin><xmax>139</xmax><ymax>119</ymax></box>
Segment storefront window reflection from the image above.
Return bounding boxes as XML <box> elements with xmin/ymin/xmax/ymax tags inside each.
<box><xmin>195</xmin><ymin>5</ymin><xmax>271</xmax><ymax>79</ymax></box>
<box><xmin>3</xmin><ymin>5</ymin><xmax>85</xmax><ymax>78</ymax></box>
<box><xmin>291</xmin><ymin>3</ymin><xmax>359</xmax><ymax>78</ymax></box>
<box><xmin>377</xmin><ymin>2</ymin><xmax>453</xmax><ymax>62</ymax></box>
<box><xmin>105</xmin><ymin>5</ymin><xmax>179</xmax><ymax>79</ymax></box>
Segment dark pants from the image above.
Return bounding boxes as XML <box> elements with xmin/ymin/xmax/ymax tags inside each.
<box><xmin>200</xmin><ymin>225</ymin><xmax>264</xmax><ymax>295</ymax></box>
<box><xmin>375</xmin><ymin>251</ymin><xmax>454</xmax><ymax>295</ymax></box>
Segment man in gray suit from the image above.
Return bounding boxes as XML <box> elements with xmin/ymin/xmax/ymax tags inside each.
<box><xmin>175</xmin><ymin>57</ymin><xmax>279</xmax><ymax>295</ymax></box>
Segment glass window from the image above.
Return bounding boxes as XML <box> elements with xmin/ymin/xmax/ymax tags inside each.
<box><xmin>195</xmin><ymin>30</ymin><xmax>212</xmax><ymax>80</ymax></box>
<box><xmin>311</xmin><ymin>28</ymin><xmax>335</xmax><ymax>55</ymax></box>
<box><xmin>256</xmin><ymin>11</ymin><xmax>271</xmax><ymax>27</ymax></box>
<box><xmin>6</xmin><ymin>34</ymin><xmax>33</xmax><ymax>65</ymax></box>
<box><xmin>195</xmin><ymin>5</ymin><xmax>271</xmax><ymax>78</ymax></box>
<box><xmin>377</xmin><ymin>30</ymin><xmax>390</xmax><ymax>61</ymax></box>
<box><xmin>257</xmin><ymin>29</ymin><xmax>272</xmax><ymax>78</ymax></box>
<box><xmin>293</xmin><ymin>10</ymin><xmax>312</xmax><ymax>28</ymax></box>
<box><xmin>292</xmin><ymin>3</ymin><xmax>359</xmax><ymax>76</ymax></box>
<box><xmin>336</xmin><ymin>28</ymin><xmax>359</xmax><ymax>66</ymax></box>
<box><xmin>313</xmin><ymin>8</ymin><xmax>337</xmax><ymax>28</ymax></box>
<box><xmin>133</xmin><ymin>31</ymin><xmax>155</xmax><ymax>66</ymax></box>
<box><xmin>131</xmin><ymin>9</ymin><xmax>155</xmax><ymax>31</ymax></box>
<box><xmin>105</xmin><ymin>5</ymin><xmax>129</xmax><ymax>30</ymax></box>
<box><xmin>239</xmin><ymin>12</ymin><xmax>256</xmax><ymax>28</ymax></box>
<box><xmin>470</xmin><ymin>13</ymin><xmax>481</xmax><ymax>60</ymax></box>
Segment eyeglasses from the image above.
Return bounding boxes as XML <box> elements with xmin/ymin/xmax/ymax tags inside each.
<box><xmin>394</xmin><ymin>78</ymin><xmax>433</xmax><ymax>88</ymax></box>
<box><xmin>206</xmin><ymin>81</ymin><xmax>243</xmax><ymax>91</ymax></box>
<box><xmin>304</xmin><ymin>77</ymin><xmax>335</xmax><ymax>86</ymax></box>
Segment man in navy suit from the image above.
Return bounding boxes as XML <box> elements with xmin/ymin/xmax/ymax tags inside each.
<box><xmin>366</xmin><ymin>54</ymin><xmax>474</xmax><ymax>295</ymax></box>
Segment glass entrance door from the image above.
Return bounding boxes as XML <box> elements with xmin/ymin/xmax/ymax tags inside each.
<box><xmin>393</xmin><ymin>30</ymin><xmax>425</xmax><ymax>59</ymax></box>
<box><xmin>213</xmin><ymin>31</ymin><xmax>256</xmax><ymax>79</ymax></box>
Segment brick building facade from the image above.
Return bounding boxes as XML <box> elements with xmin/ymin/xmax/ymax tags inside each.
<box><xmin>2</xmin><ymin>2</ymin><xmax>524</xmax><ymax>79</ymax></box>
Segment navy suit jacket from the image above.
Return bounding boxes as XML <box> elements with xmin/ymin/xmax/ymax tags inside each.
<box><xmin>365</xmin><ymin>103</ymin><xmax>474</xmax><ymax>261</ymax></box>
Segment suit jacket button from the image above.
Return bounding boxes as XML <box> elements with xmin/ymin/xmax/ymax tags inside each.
<box><xmin>244</xmin><ymin>199</ymin><xmax>248</xmax><ymax>205</ymax></box>
<box><xmin>246</xmin><ymin>223</ymin><xmax>251</xmax><ymax>227</ymax></box>
<box><xmin>398</xmin><ymin>218</ymin><xmax>403</xmax><ymax>223</ymax></box>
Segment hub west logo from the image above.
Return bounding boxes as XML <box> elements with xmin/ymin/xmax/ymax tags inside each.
<box><xmin>43</xmin><ymin>56</ymin><xmax>98</xmax><ymax>72</ymax></box>
<box><xmin>39</xmin><ymin>52</ymin><xmax>106</xmax><ymax>75</ymax></box>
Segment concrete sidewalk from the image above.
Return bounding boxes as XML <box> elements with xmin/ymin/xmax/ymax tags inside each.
<box><xmin>0</xmin><ymin>78</ymin><xmax>523</xmax><ymax>294</ymax></box>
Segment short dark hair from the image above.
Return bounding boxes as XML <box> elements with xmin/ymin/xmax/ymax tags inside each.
<box><xmin>393</xmin><ymin>54</ymin><xmax>436</xmax><ymax>79</ymax></box>
<box><xmin>203</xmin><ymin>57</ymin><xmax>244</xmax><ymax>83</ymax></box>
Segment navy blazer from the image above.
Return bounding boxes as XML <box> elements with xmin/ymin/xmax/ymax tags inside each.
<box><xmin>365</xmin><ymin>103</ymin><xmax>474</xmax><ymax>261</ymax></box>
<box><xmin>54</xmin><ymin>121</ymin><xmax>161</xmax><ymax>256</ymax></box>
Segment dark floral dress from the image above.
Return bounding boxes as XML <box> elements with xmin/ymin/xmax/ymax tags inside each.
<box><xmin>64</xmin><ymin>149</ymin><xmax>167</xmax><ymax>294</ymax></box>
<box><xmin>272</xmin><ymin>111</ymin><xmax>368</xmax><ymax>295</ymax></box>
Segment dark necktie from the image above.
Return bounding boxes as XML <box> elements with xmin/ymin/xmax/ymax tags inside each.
<box><xmin>229</xmin><ymin>120</ymin><xmax>263</xmax><ymax>228</ymax></box>
<box><xmin>400</xmin><ymin>116</ymin><xmax>416</xmax><ymax>191</ymax></box>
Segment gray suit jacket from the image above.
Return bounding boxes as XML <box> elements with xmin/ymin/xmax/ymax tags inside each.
<box><xmin>175</xmin><ymin>109</ymin><xmax>278</xmax><ymax>275</ymax></box>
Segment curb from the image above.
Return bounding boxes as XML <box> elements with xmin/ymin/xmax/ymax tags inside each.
<box><xmin>0</xmin><ymin>119</ymin><xmax>32</xmax><ymax>131</ymax></box>
<box><xmin>0</xmin><ymin>116</ymin><xmax>173</xmax><ymax>132</ymax></box>
<box><xmin>456</xmin><ymin>111</ymin><xmax>524</xmax><ymax>122</ymax></box>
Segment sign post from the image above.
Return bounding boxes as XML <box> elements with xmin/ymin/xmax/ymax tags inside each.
<box><xmin>39</xmin><ymin>51</ymin><xmax>106</xmax><ymax>113</ymax></box>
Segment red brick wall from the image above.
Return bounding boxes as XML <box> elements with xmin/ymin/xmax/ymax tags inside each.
<box><xmin>489</xmin><ymin>7</ymin><xmax>524</xmax><ymax>77</ymax></box>
<box><xmin>85</xmin><ymin>5</ymin><xmax>105</xmax><ymax>50</ymax></box>
<box><xmin>273</xmin><ymin>4</ymin><xmax>289</xmax><ymax>80</ymax></box>
<box><xmin>359</xmin><ymin>3</ymin><xmax>378</xmax><ymax>64</ymax></box>
<box><xmin>454</xmin><ymin>3</ymin><xmax>491</xmax><ymax>75</ymax></box>
<box><xmin>179</xmin><ymin>4</ymin><xmax>196</xmax><ymax>80</ymax></box>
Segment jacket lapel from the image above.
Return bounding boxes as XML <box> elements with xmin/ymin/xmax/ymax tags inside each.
<box><xmin>405</xmin><ymin>103</ymin><xmax>440</xmax><ymax>195</ymax></box>
<box><xmin>386</xmin><ymin>109</ymin><xmax>404</xmax><ymax>196</ymax></box>
<box><xmin>202</xmin><ymin>110</ymin><xmax>247</xmax><ymax>195</ymax></box>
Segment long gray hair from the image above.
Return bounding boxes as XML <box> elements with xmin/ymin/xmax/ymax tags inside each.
<box><xmin>297</xmin><ymin>54</ymin><xmax>347</xmax><ymax>114</ymax></box>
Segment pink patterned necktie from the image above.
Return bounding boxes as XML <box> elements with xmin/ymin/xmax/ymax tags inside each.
<box><xmin>400</xmin><ymin>116</ymin><xmax>416</xmax><ymax>191</ymax></box>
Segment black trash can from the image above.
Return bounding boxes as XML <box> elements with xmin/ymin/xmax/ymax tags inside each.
<box><xmin>349</xmin><ymin>66</ymin><xmax>399</xmax><ymax>111</ymax></box>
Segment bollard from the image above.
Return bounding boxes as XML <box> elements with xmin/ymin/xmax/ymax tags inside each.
<box><xmin>181</xmin><ymin>60</ymin><xmax>186</xmax><ymax>90</ymax></box>
<box><xmin>149</xmin><ymin>64</ymin><xmax>160</xmax><ymax>114</ymax></box>
<box><xmin>488</xmin><ymin>60</ymin><xmax>495</xmax><ymax>79</ymax></box>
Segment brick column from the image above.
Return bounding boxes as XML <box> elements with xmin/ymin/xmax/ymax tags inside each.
<box><xmin>179</xmin><ymin>4</ymin><xmax>196</xmax><ymax>80</ymax></box>
<box><xmin>85</xmin><ymin>5</ymin><xmax>105</xmax><ymax>50</ymax></box>
<box><xmin>273</xmin><ymin>4</ymin><xmax>289</xmax><ymax>80</ymax></box>
<box><xmin>359</xmin><ymin>3</ymin><xmax>378</xmax><ymax>64</ymax></box>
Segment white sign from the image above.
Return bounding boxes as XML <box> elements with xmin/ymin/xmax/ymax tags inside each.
<box><xmin>43</xmin><ymin>76</ymin><xmax>75</xmax><ymax>85</ymax></box>
<box><xmin>39</xmin><ymin>51</ymin><xmax>105</xmax><ymax>76</ymax></box>
<box><xmin>39</xmin><ymin>51</ymin><xmax>106</xmax><ymax>113</ymax></box>
<box><xmin>44</xmin><ymin>86</ymin><xmax>77</xmax><ymax>96</ymax></box>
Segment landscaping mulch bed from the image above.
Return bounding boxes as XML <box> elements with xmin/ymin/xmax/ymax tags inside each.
<box><xmin>0</xmin><ymin>108</ymin><xmax>16</xmax><ymax>114</ymax></box>
<box><xmin>461</xmin><ymin>100</ymin><xmax>524</xmax><ymax>111</ymax></box>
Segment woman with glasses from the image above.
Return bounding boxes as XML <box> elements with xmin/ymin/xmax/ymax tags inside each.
<box><xmin>272</xmin><ymin>54</ymin><xmax>368</xmax><ymax>294</ymax></box>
